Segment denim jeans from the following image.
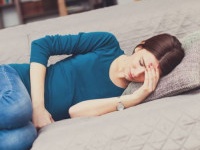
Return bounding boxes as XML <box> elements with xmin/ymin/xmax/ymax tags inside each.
<box><xmin>0</xmin><ymin>65</ymin><xmax>37</xmax><ymax>150</ymax></box>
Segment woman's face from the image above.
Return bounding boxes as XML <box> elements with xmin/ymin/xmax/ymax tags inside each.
<box><xmin>124</xmin><ymin>48</ymin><xmax>160</xmax><ymax>83</ymax></box>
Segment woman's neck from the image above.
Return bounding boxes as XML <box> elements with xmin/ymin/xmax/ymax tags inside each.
<box><xmin>109</xmin><ymin>55</ymin><xmax>130</xmax><ymax>88</ymax></box>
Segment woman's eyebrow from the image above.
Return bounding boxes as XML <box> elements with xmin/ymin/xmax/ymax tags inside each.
<box><xmin>142</xmin><ymin>57</ymin><xmax>147</xmax><ymax>68</ymax></box>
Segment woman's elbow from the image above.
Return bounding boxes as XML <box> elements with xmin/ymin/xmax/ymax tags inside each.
<box><xmin>68</xmin><ymin>105</ymin><xmax>87</xmax><ymax>118</ymax></box>
<box><xmin>68</xmin><ymin>105</ymin><xmax>98</xmax><ymax>118</ymax></box>
<box><xmin>68</xmin><ymin>106</ymin><xmax>79</xmax><ymax>118</ymax></box>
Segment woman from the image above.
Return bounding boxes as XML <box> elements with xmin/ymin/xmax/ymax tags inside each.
<box><xmin>0</xmin><ymin>32</ymin><xmax>184</xmax><ymax>150</ymax></box>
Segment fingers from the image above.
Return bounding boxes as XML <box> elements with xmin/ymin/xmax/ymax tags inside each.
<box><xmin>50</xmin><ymin>116</ymin><xmax>55</xmax><ymax>123</ymax></box>
<box><xmin>48</xmin><ymin>111</ymin><xmax>55</xmax><ymax>123</ymax></box>
<box><xmin>32</xmin><ymin>109</ymin><xmax>55</xmax><ymax>130</ymax></box>
<box><xmin>144</xmin><ymin>63</ymin><xmax>160</xmax><ymax>92</ymax></box>
<box><xmin>155</xmin><ymin>65</ymin><xmax>160</xmax><ymax>82</ymax></box>
<box><xmin>148</xmin><ymin>65</ymin><xmax>154</xmax><ymax>91</ymax></box>
<box><xmin>151</xmin><ymin>64</ymin><xmax>160</xmax><ymax>90</ymax></box>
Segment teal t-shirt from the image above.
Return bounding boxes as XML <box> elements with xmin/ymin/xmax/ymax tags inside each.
<box><xmin>9</xmin><ymin>32</ymin><xmax>125</xmax><ymax>120</ymax></box>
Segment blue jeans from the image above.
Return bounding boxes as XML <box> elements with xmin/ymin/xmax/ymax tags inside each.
<box><xmin>0</xmin><ymin>65</ymin><xmax>37</xmax><ymax>150</ymax></box>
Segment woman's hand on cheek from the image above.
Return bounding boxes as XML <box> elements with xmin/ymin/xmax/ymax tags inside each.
<box><xmin>137</xmin><ymin>64</ymin><xmax>160</xmax><ymax>98</ymax></box>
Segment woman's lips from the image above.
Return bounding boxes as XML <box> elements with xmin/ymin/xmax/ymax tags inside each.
<box><xmin>128</xmin><ymin>72</ymin><xmax>134</xmax><ymax>79</ymax></box>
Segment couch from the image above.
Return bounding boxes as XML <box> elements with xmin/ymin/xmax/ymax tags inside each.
<box><xmin>1</xmin><ymin>0</ymin><xmax>200</xmax><ymax>149</ymax></box>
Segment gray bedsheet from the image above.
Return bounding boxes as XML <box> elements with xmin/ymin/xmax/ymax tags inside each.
<box><xmin>32</xmin><ymin>90</ymin><xmax>200</xmax><ymax>150</ymax></box>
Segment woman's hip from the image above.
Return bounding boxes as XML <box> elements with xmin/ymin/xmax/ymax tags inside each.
<box><xmin>0</xmin><ymin>65</ymin><xmax>32</xmax><ymax>129</ymax></box>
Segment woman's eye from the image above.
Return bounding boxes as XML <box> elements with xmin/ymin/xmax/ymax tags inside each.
<box><xmin>139</xmin><ymin>58</ymin><xmax>147</xmax><ymax>69</ymax></box>
<box><xmin>139</xmin><ymin>59</ymin><xmax>144</xmax><ymax>66</ymax></box>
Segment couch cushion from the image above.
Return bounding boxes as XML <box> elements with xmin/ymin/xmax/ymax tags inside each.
<box><xmin>122</xmin><ymin>30</ymin><xmax>200</xmax><ymax>102</ymax></box>
<box><xmin>0</xmin><ymin>35</ymin><xmax>30</xmax><ymax>64</ymax></box>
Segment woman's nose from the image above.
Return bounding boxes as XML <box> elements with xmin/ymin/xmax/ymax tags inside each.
<box><xmin>134</xmin><ymin>68</ymin><xmax>145</xmax><ymax>77</ymax></box>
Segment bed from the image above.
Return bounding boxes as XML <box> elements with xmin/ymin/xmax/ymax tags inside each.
<box><xmin>0</xmin><ymin>0</ymin><xmax>200</xmax><ymax>149</ymax></box>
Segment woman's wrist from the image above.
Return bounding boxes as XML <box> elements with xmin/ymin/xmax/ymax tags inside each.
<box><xmin>119</xmin><ymin>92</ymin><xmax>146</xmax><ymax>109</ymax></box>
<box><xmin>32</xmin><ymin>101</ymin><xmax>45</xmax><ymax>110</ymax></box>
<box><xmin>118</xmin><ymin>94</ymin><xmax>133</xmax><ymax>108</ymax></box>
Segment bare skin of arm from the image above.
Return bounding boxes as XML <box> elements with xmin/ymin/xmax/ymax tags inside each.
<box><xmin>69</xmin><ymin>64</ymin><xmax>159</xmax><ymax>118</ymax></box>
<box><xmin>30</xmin><ymin>62</ymin><xmax>54</xmax><ymax>129</ymax></box>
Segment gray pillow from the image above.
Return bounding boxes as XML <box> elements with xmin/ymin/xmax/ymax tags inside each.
<box><xmin>122</xmin><ymin>30</ymin><xmax>200</xmax><ymax>102</ymax></box>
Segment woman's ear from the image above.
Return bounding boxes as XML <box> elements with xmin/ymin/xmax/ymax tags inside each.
<box><xmin>134</xmin><ymin>46</ymin><xmax>142</xmax><ymax>53</ymax></box>
<box><xmin>134</xmin><ymin>41</ymin><xmax>145</xmax><ymax>53</ymax></box>
<box><xmin>135</xmin><ymin>47</ymin><xmax>139</xmax><ymax>53</ymax></box>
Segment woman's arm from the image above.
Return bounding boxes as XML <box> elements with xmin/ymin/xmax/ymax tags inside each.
<box><xmin>30</xmin><ymin>63</ymin><xmax>54</xmax><ymax>129</ymax></box>
<box><xmin>69</xmin><ymin>64</ymin><xmax>159</xmax><ymax>118</ymax></box>
<box><xmin>69</xmin><ymin>92</ymin><xmax>146</xmax><ymax>118</ymax></box>
<box><xmin>30</xmin><ymin>63</ymin><xmax>46</xmax><ymax>110</ymax></box>
<box><xmin>30</xmin><ymin>32</ymin><xmax>118</xmax><ymax>66</ymax></box>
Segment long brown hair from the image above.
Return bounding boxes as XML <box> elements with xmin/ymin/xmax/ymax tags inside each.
<box><xmin>134</xmin><ymin>33</ymin><xmax>185</xmax><ymax>76</ymax></box>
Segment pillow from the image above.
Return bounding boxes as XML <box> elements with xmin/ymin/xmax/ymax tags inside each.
<box><xmin>122</xmin><ymin>30</ymin><xmax>200</xmax><ymax>102</ymax></box>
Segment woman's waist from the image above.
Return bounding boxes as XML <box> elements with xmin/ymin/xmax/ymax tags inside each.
<box><xmin>44</xmin><ymin>65</ymin><xmax>74</xmax><ymax>109</ymax></box>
